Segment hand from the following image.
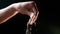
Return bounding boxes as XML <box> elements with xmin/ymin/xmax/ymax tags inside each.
<box><xmin>12</xmin><ymin>1</ymin><xmax>39</xmax><ymax>25</ymax></box>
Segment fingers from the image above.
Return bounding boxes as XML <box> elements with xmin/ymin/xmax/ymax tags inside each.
<box><xmin>28</xmin><ymin>11</ymin><xmax>39</xmax><ymax>25</ymax></box>
<box><xmin>27</xmin><ymin>2</ymin><xmax>39</xmax><ymax>25</ymax></box>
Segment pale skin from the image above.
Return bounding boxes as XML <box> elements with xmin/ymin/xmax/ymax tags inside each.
<box><xmin>0</xmin><ymin>1</ymin><xmax>39</xmax><ymax>25</ymax></box>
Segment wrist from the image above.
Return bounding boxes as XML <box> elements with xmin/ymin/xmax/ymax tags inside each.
<box><xmin>12</xmin><ymin>3</ymin><xmax>21</xmax><ymax>10</ymax></box>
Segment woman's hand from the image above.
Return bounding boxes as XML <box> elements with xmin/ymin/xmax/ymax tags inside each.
<box><xmin>12</xmin><ymin>1</ymin><xmax>39</xmax><ymax>25</ymax></box>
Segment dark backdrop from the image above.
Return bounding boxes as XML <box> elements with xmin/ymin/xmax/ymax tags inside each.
<box><xmin>0</xmin><ymin>0</ymin><xmax>59</xmax><ymax>34</ymax></box>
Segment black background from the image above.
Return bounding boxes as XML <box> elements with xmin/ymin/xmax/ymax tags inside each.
<box><xmin>0</xmin><ymin>0</ymin><xmax>59</xmax><ymax>34</ymax></box>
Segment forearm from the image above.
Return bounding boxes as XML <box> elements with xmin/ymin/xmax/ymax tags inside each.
<box><xmin>0</xmin><ymin>5</ymin><xmax>18</xmax><ymax>24</ymax></box>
